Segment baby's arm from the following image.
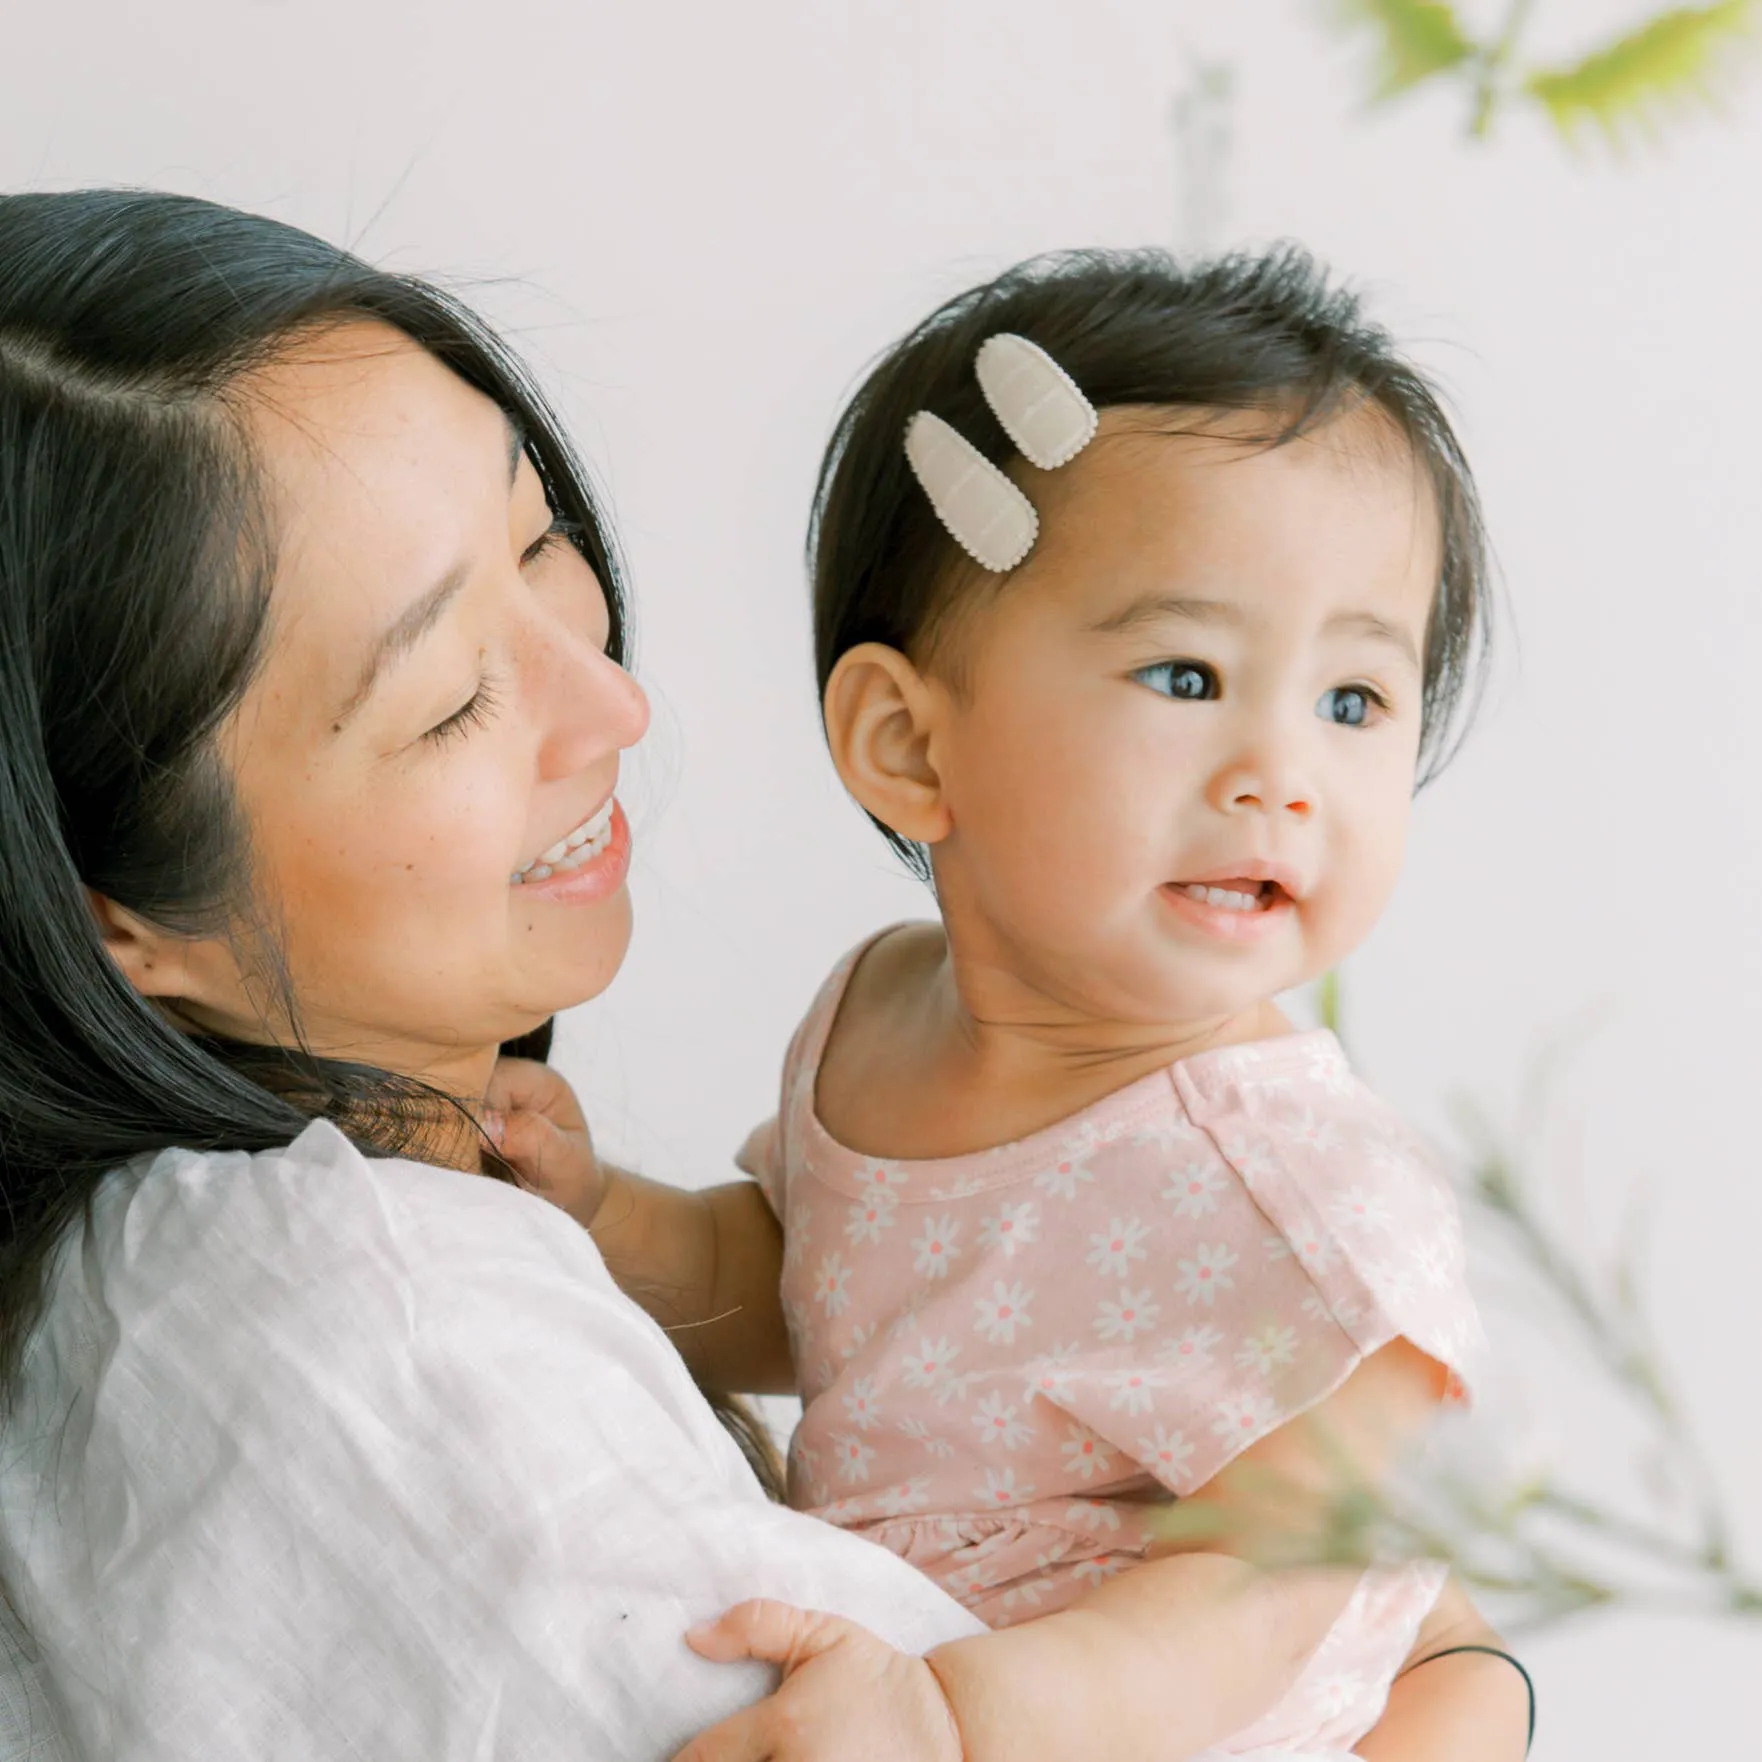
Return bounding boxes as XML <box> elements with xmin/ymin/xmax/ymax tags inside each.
<box><xmin>1353</xmin><ymin>1577</ymin><xmax>1532</xmax><ymax>1761</ymax></box>
<box><xmin>485</xmin><ymin>1058</ymin><xmax>793</xmax><ymax>1393</ymax></box>
<box><xmin>681</xmin><ymin>1340</ymin><xmax>1525</xmax><ymax>1762</ymax></box>
<box><xmin>924</xmin><ymin>1336</ymin><xmax>1449</xmax><ymax>1757</ymax></box>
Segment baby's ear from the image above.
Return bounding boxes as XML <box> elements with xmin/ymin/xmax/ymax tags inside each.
<box><xmin>821</xmin><ymin>643</ymin><xmax>953</xmax><ymax>846</ymax></box>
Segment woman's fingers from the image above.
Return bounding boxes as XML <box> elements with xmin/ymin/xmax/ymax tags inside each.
<box><xmin>677</xmin><ymin>1605</ymin><xmax>959</xmax><ymax>1762</ymax></box>
<box><xmin>686</xmin><ymin>1600</ymin><xmax>847</xmax><ymax>1672</ymax></box>
<box><xmin>668</xmin><ymin>1701</ymin><xmax>771</xmax><ymax>1762</ymax></box>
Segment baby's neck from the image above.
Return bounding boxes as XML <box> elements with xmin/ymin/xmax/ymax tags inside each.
<box><xmin>814</xmin><ymin>921</ymin><xmax>1290</xmax><ymax>1163</ymax></box>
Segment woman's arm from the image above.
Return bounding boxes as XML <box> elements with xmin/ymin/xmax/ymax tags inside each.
<box><xmin>48</xmin><ymin>1122</ymin><xmax>981</xmax><ymax>1762</ymax></box>
<box><xmin>487</xmin><ymin>1057</ymin><xmax>793</xmax><ymax>1392</ymax></box>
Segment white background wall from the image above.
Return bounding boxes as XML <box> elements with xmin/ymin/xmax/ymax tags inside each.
<box><xmin>5</xmin><ymin>0</ymin><xmax>1758</xmax><ymax>1751</ymax></box>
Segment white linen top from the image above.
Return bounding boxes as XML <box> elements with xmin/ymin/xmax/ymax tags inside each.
<box><xmin>0</xmin><ymin>1121</ymin><xmax>980</xmax><ymax>1760</ymax></box>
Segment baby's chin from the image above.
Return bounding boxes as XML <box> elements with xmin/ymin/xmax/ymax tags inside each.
<box><xmin>1060</xmin><ymin>934</ymin><xmax>1319</xmax><ymax>1037</ymax></box>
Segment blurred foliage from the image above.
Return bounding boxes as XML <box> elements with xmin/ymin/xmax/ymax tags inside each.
<box><xmin>1418</xmin><ymin>1098</ymin><xmax>1762</xmax><ymax>1626</ymax></box>
<box><xmin>1163</xmin><ymin>994</ymin><xmax>1762</xmax><ymax>1630</ymax></box>
<box><xmin>1328</xmin><ymin>0</ymin><xmax>1758</xmax><ymax>147</ymax></box>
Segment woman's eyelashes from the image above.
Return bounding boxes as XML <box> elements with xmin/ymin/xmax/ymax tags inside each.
<box><xmin>1133</xmin><ymin>658</ymin><xmax>1218</xmax><ymax>700</ymax></box>
<box><xmin>411</xmin><ymin>520</ymin><xmax>584</xmax><ymax>750</ymax></box>
<box><xmin>423</xmin><ymin>674</ymin><xmax>503</xmax><ymax>747</ymax></box>
<box><xmin>522</xmin><ymin>513</ymin><xmax>582</xmax><ymax>567</ymax></box>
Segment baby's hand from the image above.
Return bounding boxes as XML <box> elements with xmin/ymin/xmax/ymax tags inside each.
<box><xmin>483</xmin><ymin>1057</ymin><xmax>607</xmax><ymax>1228</ymax></box>
<box><xmin>673</xmin><ymin>1601</ymin><xmax>962</xmax><ymax>1762</ymax></box>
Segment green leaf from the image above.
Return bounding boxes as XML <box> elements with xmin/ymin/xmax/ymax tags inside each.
<box><xmin>1524</xmin><ymin>0</ymin><xmax>1759</xmax><ymax>148</ymax></box>
<box><xmin>1331</xmin><ymin>0</ymin><xmax>1480</xmax><ymax>101</ymax></box>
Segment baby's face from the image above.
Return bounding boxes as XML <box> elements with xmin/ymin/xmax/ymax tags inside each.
<box><xmin>924</xmin><ymin>405</ymin><xmax>1441</xmax><ymax>1032</ymax></box>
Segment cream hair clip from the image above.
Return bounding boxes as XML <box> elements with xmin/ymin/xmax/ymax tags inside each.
<box><xmin>903</xmin><ymin>334</ymin><xmax>1099</xmax><ymax>572</ymax></box>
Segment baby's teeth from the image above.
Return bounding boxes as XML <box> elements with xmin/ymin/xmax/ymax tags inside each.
<box><xmin>1184</xmin><ymin>884</ymin><xmax>1261</xmax><ymax>912</ymax></box>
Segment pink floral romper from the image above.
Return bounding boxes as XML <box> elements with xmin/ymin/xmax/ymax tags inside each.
<box><xmin>738</xmin><ymin>937</ymin><xmax>1486</xmax><ymax>1754</ymax></box>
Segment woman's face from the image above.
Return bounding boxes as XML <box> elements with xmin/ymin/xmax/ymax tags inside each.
<box><xmin>194</xmin><ymin>321</ymin><xmax>648</xmax><ymax>1094</ymax></box>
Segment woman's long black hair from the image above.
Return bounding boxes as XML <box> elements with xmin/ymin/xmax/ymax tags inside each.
<box><xmin>0</xmin><ymin>192</ymin><xmax>777</xmax><ymax>1488</ymax></box>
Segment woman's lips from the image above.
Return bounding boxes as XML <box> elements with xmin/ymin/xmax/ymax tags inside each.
<box><xmin>510</xmin><ymin>801</ymin><xmax>631</xmax><ymax>906</ymax></box>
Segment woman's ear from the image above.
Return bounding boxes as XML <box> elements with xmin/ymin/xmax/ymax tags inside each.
<box><xmin>86</xmin><ymin>891</ymin><xmax>199</xmax><ymax>1001</ymax></box>
<box><xmin>822</xmin><ymin>643</ymin><xmax>954</xmax><ymax>847</ymax></box>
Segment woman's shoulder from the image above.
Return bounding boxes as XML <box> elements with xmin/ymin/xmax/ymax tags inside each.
<box><xmin>5</xmin><ymin>1121</ymin><xmax>979</xmax><ymax>1761</ymax></box>
<box><xmin>36</xmin><ymin>1119</ymin><xmax>686</xmax><ymax>1438</ymax></box>
<box><xmin>84</xmin><ymin>1117</ymin><xmax>621</xmax><ymax>1314</ymax></box>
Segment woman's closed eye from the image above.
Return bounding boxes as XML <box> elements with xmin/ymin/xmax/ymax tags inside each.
<box><xmin>423</xmin><ymin>673</ymin><xmax>503</xmax><ymax>747</ymax></box>
<box><xmin>1316</xmin><ymin>684</ymin><xmax>1388</xmax><ymax>728</ymax></box>
<box><xmin>522</xmin><ymin>514</ymin><xmax>583</xmax><ymax>568</ymax></box>
<box><xmin>1133</xmin><ymin>659</ymin><xmax>1218</xmax><ymax>701</ymax></box>
<box><xmin>420</xmin><ymin>517</ymin><xmax>593</xmax><ymax>747</ymax></box>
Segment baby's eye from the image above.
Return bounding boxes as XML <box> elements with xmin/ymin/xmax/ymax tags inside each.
<box><xmin>1317</xmin><ymin>686</ymin><xmax>1382</xmax><ymax>727</ymax></box>
<box><xmin>1135</xmin><ymin>660</ymin><xmax>1218</xmax><ymax>701</ymax></box>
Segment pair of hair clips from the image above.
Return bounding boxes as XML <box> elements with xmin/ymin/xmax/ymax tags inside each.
<box><xmin>904</xmin><ymin>334</ymin><xmax>1099</xmax><ymax>573</ymax></box>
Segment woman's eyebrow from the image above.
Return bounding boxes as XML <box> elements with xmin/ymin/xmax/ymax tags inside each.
<box><xmin>330</xmin><ymin>412</ymin><xmax>525</xmax><ymax>731</ymax></box>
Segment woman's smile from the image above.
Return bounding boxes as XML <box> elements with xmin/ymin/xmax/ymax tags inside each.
<box><xmin>510</xmin><ymin>798</ymin><xmax>632</xmax><ymax>904</ymax></box>
<box><xmin>511</xmin><ymin>794</ymin><xmax>620</xmax><ymax>884</ymax></box>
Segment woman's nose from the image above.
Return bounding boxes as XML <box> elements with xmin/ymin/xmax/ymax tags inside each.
<box><xmin>534</xmin><ymin>643</ymin><xmax>650</xmax><ymax>782</ymax></box>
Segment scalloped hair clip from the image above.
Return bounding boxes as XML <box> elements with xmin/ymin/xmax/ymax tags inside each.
<box><xmin>903</xmin><ymin>334</ymin><xmax>1099</xmax><ymax>573</ymax></box>
<box><xmin>903</xmin><ymin>411</ymin><xmax>1039</xmax><ymax>572</ymax></box>
<box><xmin>975</xmin><ymin>333</ymin><xmax>1099</xmax><ymax>469</ymax></box>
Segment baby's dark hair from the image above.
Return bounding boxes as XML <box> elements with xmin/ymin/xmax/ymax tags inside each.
<box><xmin>810</xmin><ymin>245</ymin><xmax>1492</xmax><ymax>874</ymax></box>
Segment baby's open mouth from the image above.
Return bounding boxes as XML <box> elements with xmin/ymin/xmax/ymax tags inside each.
<box><xmin>1170</xmin><ymin>879</ymin><xmax>1289</xmax><ymax>914</ymax></box>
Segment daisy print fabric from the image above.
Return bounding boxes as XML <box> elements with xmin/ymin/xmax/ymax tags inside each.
<box><xmin>737</xmin><ymin>937</ymin><xmax>1486</xmax><ymax>1753</ymax></box>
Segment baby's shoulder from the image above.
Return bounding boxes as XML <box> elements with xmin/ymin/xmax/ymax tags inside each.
<box><xmin>830</xmin><ymin>920</ymin><xmax>945</xmax><ymax>1037</ymax></box>
<box><xmin>1175</xmin><ymin>1030</ymin><xmax>1418</xmax><ymax>1150</ymax></box>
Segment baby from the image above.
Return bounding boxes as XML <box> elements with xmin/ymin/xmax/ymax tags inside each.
<box><xmin>491</xmin><ymin>247</ymin><xmax>1530</xmax><ymax>1760</ymax></box>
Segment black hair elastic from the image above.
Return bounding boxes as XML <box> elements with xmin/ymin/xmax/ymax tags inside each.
<box><xmin>1396</xmin><ymin>1643</ymin><xmax>1536</xmax><ymax>1754</ymax></box>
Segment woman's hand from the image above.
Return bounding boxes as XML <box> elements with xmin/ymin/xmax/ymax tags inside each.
<box><xmin>671</xmin><ymin>1600</ymin><xmax>964</xmax><ymax>1762</ymax></box>
<box><xmin>482</xmin><ymin>1056</ymin><xmax>608</xmax><ymax>1228</ymax></box>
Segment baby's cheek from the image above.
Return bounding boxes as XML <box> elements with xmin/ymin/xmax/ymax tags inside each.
<box><xmin>1319</xmin><ymin>831</ymin><xmax>1407</xmax><ymax>959</ymax></box>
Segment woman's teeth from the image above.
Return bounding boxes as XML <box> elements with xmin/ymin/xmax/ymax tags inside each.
<box><xmin>511</xmin><ymin>800</ymin><xmax>616</xmax><ymax>884</ymax></box>
<box><xmin>1179</xmin><ymin>883</ymin><xmax>1270</xmax><ymax>913</ymax></box>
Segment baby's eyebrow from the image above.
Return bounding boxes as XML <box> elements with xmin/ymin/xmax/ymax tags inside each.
<box><xmin>1087</xmin><ymin>593</ymin><xmax>1422</xmax><ymax>670</ymax></box>
<box><xmin>1085</xmin><ymin>594</ymin><xmax>1240</xmax><ymax>637</ymax></box>
<box><xmin>1325</xmin><ymin>610</ymin><xmax>1421</xmax><ymax>669</ymax></box>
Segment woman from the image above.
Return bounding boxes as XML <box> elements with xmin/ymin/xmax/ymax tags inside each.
<box><xmin>0</xmin><ymin>191</ymin><xmax>1327</xmax><ymax>1762</ymax></box>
